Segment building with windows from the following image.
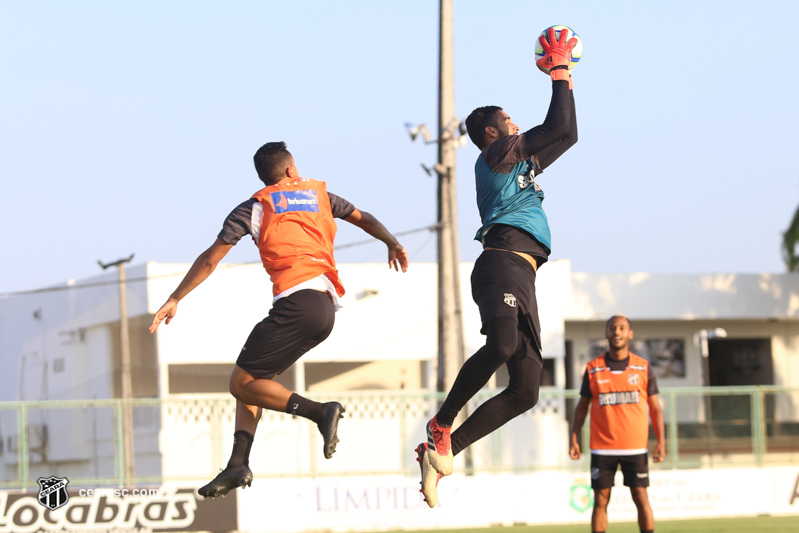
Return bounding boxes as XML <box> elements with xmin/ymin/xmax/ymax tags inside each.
<box><xmin>4</xmin><ymin>261</ymin><xmax>797</xmax><ymax>404</ymax></box>
<box><xmin>1</xmin><ymin>261</ymin><xmax>798</xmax><ymax>530</ymax></box>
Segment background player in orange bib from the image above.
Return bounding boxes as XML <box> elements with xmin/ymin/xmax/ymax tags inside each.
<box><xmin>569</xmin><ymin>315</ymin><xmax>666</xmax><ymax>533</ymax></box>
<box><xmin>150</xmin><ymin>141</ymin><xmax>409</xmax><ymax>498</ymax></box>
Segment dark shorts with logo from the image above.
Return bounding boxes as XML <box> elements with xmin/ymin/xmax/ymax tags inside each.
<box><xmin>236</xmin><ymin>289</ymin><xmax>335</xmax><ymax>379</ymax></box>
<box><xmin>590</xmin><ymin>453</ymin><xmax>650</xmax><ymax>489</ymax></box>
<box><xmin>470</xmin><ymin>249</ymin><xmax>542</xmax><ymax>364</ymax></box>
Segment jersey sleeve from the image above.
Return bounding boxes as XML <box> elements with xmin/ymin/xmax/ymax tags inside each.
<box><xmin>580</xmin><ymin>369</ymin><xmax>591</xmax><ymax>398</ymax></box>
<box><xmin>530</xmin><ymin>88</ymin><xmax>577</xmax><ymax>175</ymax></box>
<box><xmin>217</xmin><ymin>198</ymin><xmax>257</xmax><ymax>245</ymax></box>
<box><xmin>480</xmin><ymin>134</ymin><xmax>528</xmax><ymax>175</ymax></box>
<box><xmin>328</xmin><ymin>192</ymin><xmax>356</xmax><ymax>219</ymax></box>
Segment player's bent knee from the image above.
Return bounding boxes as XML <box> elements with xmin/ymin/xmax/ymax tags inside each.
<box><xmin>485</xmin><ymin>337</ymin><xmax>517</xmax><ymax>364</ymax></box>
<box><xmin>483</xmin><ymin>317</ymin><xmax>519</xmax><ymax>363</ymax></box>
<box><xmin>229</xmin><ymin>381</ymin><xmax>244</xmax><ymax>400</ymax></box>
<box><xmin>510</xmin><ymin>385</ymin><xmax>539</xmax><ymax>412</ymax></box>
<box><xmin>229</xmin><ymin>366</ymin><xmax>255</xmax><ymax>399</ymax></box>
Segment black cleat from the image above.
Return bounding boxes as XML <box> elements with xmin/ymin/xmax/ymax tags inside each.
<box><xmin>317</xmin><ymin>402</ymin><xmax>345</xmax><ymax>459</ymax></box>
<box><xmin>198</xmin><ymin>464</ymin><xmax>253</xmax><ymax>499</ymax></box>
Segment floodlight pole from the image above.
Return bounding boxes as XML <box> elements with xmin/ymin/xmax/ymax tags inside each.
<box><xmin>436</xmin><ymin>0</ymin><xmax>466</xmax><ymax>395</ymax></box>
<box><xmin>99</xmin><ymin>254</ymin><xmax>135</xmax><ymax>486</ymax></box>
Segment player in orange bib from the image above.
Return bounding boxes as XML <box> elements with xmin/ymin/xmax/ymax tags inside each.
<box><xmin>150</xmin><ymin>141</ymin><xmax>409</xmax><ymax>498</ymax></box>
<box><xmin>569</xmin><ymin>315</ymin><xmax>666</xmax><ymax>533</ymax></box>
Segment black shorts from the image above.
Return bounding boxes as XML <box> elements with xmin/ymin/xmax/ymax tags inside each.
<box><xmin>235</xmin><ymin>289</ymin><xmax>335</xmax><ymax>379</ymax></box>
<box><xmin>471</xmin><ymin>250</ymin><xmax>542</xmax><ymax>363</ymax></box>
<box><xmin>590</xmin><ymin>453</ymin><xmax>650</xmax><ymax>489</ymax></box>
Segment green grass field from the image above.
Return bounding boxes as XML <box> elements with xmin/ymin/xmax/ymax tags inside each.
<box><xmin>378</xmin><ymin>515</ymin><xmax>799</xmax><ymax>533</ymax></box>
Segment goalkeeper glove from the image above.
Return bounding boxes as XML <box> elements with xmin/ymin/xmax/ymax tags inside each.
<box><xmin>536</xmin><ymin>27</ymin><xmax>578</xmax><ymax>82</ymax></box>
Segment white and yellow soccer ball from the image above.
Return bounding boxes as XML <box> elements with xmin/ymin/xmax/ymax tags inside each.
<box><xmin>534</xmin><ymin>25</ymin><xmax>583</xmax><ymax>74</ymax></box>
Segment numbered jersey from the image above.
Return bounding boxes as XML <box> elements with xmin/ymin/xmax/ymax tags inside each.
<box><xmin>586</xmin><ymin>353</ymin><xmax>652</xmax><ymax>454</ymax></box>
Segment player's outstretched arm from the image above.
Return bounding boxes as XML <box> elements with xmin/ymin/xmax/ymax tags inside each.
<box><xmin>531</xmin><ymin>90</ymin><xmax>577</xmax><ymax>172</ymax></box>
<box><xmin>569</xmin><ymin>396</ymin><xmax>591</xmax><ymax>460</ymax></box>
<box><xmin>648</xmin><ymin>394</ymin><xmax>667</xmax><ymax>462</ymax></box>
<box><xmin>343</xmin><ymin>208</ymin><xmax>409</xmax><ymax>272</ymax></box>
<box><xmin>522</xmin><ymin>70</ymin><xmax>575</xmax><ymax>161</ymax></box>
<box><xmin>149</xmin><ymin>238</ymin><xmax>234</xmax><ymax>333</ymax></box>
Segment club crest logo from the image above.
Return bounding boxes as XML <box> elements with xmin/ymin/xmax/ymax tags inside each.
<box><xmin>518</xmin><ymin>170</ymin><xmax>534</xmax><ymax>190</ymax></box>
<box><xmin>628</xmin><ymin>373</ymin><xmax>640</xmax><ymax>386</ymax></box>
<box><xmin>504</xmin><ymin>293</ymin><xmax>517</xmax><ymax>307</ymax></box>
<box><xmin>518</xmin><ymin>160</ymin><xmax>543</xmax><ymax>192</ymax></box>
<box><xmin>569</xmin><ymin>482</ymin><xmax>593</xmax><ymax>513</ymax></box>
<box><xmin>37</xmin><ymin>475</ymin><xmax>69</xmax><ymax>511</ymax></box>
<box><xmin>518</xmin><ymin>170</ymin><xmax>542</xmax><ymax>192</ymax></box>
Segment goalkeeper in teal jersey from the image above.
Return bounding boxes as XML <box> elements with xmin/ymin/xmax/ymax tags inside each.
<box><xmin>415</xmin><ymin>27</ymin><xmax>579</xmax><ymax>508</ymax></box>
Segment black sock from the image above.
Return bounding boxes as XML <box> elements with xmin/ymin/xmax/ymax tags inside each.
<box><xmin>641</xmin><ymin>530</ymin><xmax>654</xmax><ymax>533</ymax></box>
<box><xmin>286</xmin><ymin>392</ymin><xmax>323</xmax><ymax>424</ymax></box>
<box><xmin>226</xmin><ymin>430</ymin><xmax>254</xmax><ymax>468</ymax></box>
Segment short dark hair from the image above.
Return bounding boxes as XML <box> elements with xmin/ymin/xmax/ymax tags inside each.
<box><xmin>465</xmin><ymin>106</ymin><xmax>503</xmax><ymax>148</ymax></box>
<box><xmin>606</xmin><ymin>314</ymin><xmax>632</xmax><ymax>330</ymax></box>
<box><xmin>253</xmin><ymin>141</ymin><xmax>293</xmax><ymax>185</ymax></box>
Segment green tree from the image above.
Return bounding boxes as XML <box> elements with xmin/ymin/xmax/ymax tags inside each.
<box><xmin>782</xmin><ymin>205</ymin><xmax>799</xmax><ymax>271</ymax></box>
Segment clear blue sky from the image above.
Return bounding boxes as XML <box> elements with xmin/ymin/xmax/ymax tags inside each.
<box><xmin>2</xmin><ymin>1</ymin><xmax>798</xmax><ymax>294</ymax></box>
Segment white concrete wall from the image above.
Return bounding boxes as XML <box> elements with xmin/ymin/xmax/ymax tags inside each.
<box><xmin>158</xmin><ymin>393</ymin><xmax>571</xmax><ymax>483</ymax></box>
<box><xmin>147</xmin><ymin>259</ymin><xmax>571</xmax><ymax>393</ymax></box>
<box><xmin>569</xmin><ymin>271</ymin><xmax>799</xmax><ymax>321</ymax></box>
<box><xmin>5</xmin><ymin>264</ymin><xmax>797</xmax><ymax>403</ymax></box>
<box><xmin>236</xmin><ymin>466</ymin><xmax>799</xmax><ymax>532</ymax></box>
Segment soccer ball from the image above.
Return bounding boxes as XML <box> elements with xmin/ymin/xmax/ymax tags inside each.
<box><xmin>534</xmin><ymin>25</ymin><xmax>583</xmax><ymax>74</ymax></box>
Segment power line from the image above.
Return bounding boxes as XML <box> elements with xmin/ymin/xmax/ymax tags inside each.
<box><xmin>336</xmin><ymin>221</ymin><xmax>441</xmax><ymax>250</ymax></box>
<box><xmin>0</xmin><ymin>222</ymin><xmax>441</xmax><ymax>298</ymax></box>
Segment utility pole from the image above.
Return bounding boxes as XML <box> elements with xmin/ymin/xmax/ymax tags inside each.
<box><xmin>405</xmin><ymin>0</ymin><xmax>471</xmax><ymax>473</ymax></box>
<box><xmin>99</xmin><ymin>254</ymin><xmax>135</xmax><ymax>486</ymax></box>
<box><xmin>436</xmin><ymin>0</ymin><xmax>466</xmax><ymax>393</ymax></box>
